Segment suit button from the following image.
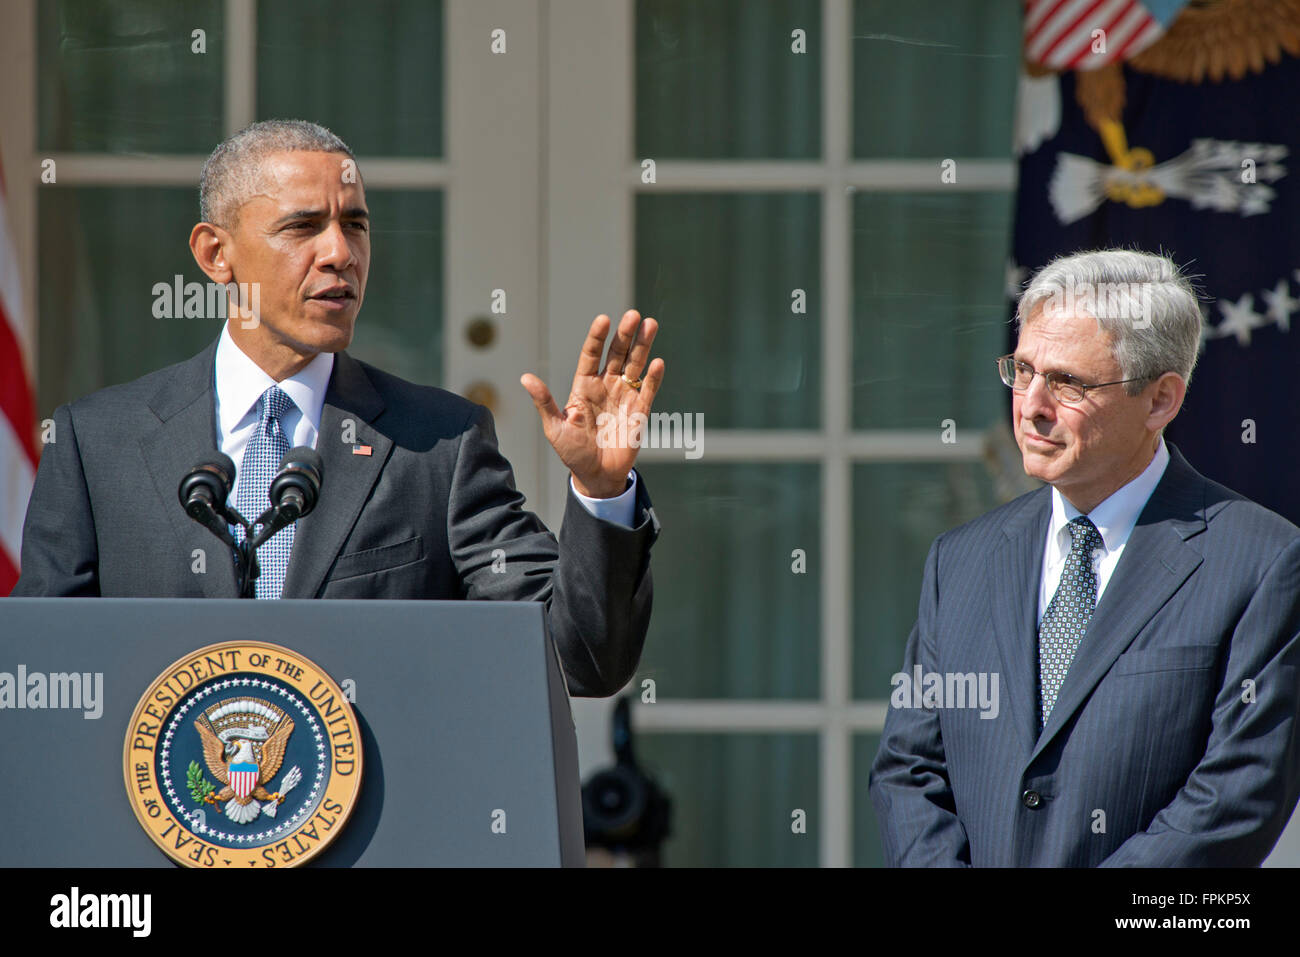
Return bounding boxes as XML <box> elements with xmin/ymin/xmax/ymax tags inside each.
<box><xmin>1022</xmin><ymin>789</ymin><xmax>1042</xmax><ymax>809</ymax></box>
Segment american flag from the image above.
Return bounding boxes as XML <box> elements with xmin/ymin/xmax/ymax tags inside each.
<box><xmin>1023</xmin><ymin>0</ymin><xmax>1171</xmax><ymax>71</ymax></box>
<box><xmin>0</xmin><ymin>153</ymin><xmax>36</xmax><ymax>595</ymax></box>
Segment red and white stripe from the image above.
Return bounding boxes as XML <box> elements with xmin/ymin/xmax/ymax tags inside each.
<box><xmin>0</xmin><ymin>154</ymin><xmax>37</xmax><ymax>595</ymax></box>
<box><xmin>1024</xmin><ymin>0</ymin><xmax>1167</xmax><ymax>71</ymax></box>
<box><xmin>230</xmin><ymin>766</ymin><xmax>259</xmax><ymax>800</ymax></box>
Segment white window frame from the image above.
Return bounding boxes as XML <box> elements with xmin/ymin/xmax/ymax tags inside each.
<box><xmin>0</xmin><ymin>0</ymin><xmax>1012</xmax><ymax>867</ymax></box>
<box><xmin>37</xmin><ymin>0</ymin><xmax>1300</xmax><ymax>870</ymax></box>
<box><xmin>548</xmin><ymin>0</ymin><xmax>1014</xmax><ymax>867</ymax></box>
<box><xmin>0</xmin><ymin>0</ymin><xmax>555</xmax><ymax>503</ymax></box>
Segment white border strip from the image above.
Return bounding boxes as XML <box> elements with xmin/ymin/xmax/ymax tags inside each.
<box><xmin>632</xmin><ymin>429</ymin><xmax>988</xmax><ymax>462</ymax></box>
<box><xmin>632</xmin><ymin>700</ymin><xmax>890</xmax><ymax>733</ymax></box>
<box><xmin>33</xmin><ymin>155</ymin><xmax>450</xmax><ymax>189</ymax></box>
<box><xmin>224</xmin><ymin>0</ymin><xmax>256</xmax><ymax>134</ymax></box>
<box><xmin>630</xmin><ymin>159</ymin><xmax>1015</xmax><ymax>191</ymax></box>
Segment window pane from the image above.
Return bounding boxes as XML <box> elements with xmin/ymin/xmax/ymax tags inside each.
<box><xmin>852</xmin><ymin>191</ymin><xmax>1012</xmax><ymax>429</ymax></box>
<box><xmin>635</xmin><ymin>462</ymin><xmax>820</xmax><ymax>700</ymax></box>
<box><xmin>347</xmin><ymin>190</ymin><xmax>443</xmax><ymax>387</ymax></box>
<box><xmin>38</xmin><ymin>187</ymin><xmax>443</xmax><ymax>417</ymax></box>
<box><xmin>637</xmin><ymin>0</ymin><xmax>821</xmax><ymax>159</ymax></box>
<box><xmin>637</xmin><ymin>193</ymin><xmax>821</xmax><ymax>430</ymax></box>
<box><xmin>637</xmin><ymin>732</ymin><xmax>819</xmax><ymax>866</ymax></box>
<box><xmin>257</xmin><ymin>0</ymin><xmax>443</xmax><ymax>157</ymax></box>
<box><xmin>852</xmin><ymin>0</ymin><xmax>1021</xmax><ymax>158</ymax></box>
<box><xmin>38</xmin><ymin>0</ymin><xmax>224</xmax><ymax>153</ymax></box>
<box><xmin>39</xmin><ymin>187</ymin><xmax>218</xmax><ymax>415</ymax></box>
<box><xmin>853</xmin><ymin>732</ymin><xmax>885</xmax><ymax>866</ymax></box>
<box><xmin>852</xmin><ymin>462</ymin><xmax>998</xmax><ymax>701</ymax></box>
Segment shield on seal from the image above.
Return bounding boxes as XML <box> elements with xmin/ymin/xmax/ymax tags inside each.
<box><xmin>229</xmin><ymin>762</ymin><xmax>259</xmax><ymax>800</ymax></box>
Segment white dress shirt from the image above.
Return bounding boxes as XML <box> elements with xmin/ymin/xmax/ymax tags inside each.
<box><xmin>214</xmin><ymin>322</ymin><xmax>637</xmax><ymax>527</ymax></box>
<box><xmin>1037</xmin><ymin>436</ymin><xmax>1170</xmax><ymax>622</ymax></box>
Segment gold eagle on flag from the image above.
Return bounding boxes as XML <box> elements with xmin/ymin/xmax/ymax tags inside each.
<box><xmin>1027</xmin><ymin>0</ymin><xmax>1300</xmax><ymax>203</ymax></box>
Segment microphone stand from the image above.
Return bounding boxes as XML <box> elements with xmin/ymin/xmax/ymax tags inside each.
<box><xmin>234</xmin><ymin>501</ymin><xmax>310</xmax><ymax>599</ymax></box>
<box><xmin>182</xmin><ymin>450</ymin><xmax>321</xmax><ymax>599</ymax></box>
<box><xmin>221</xmin><ymin>506</ymin><xmax>260</xmax><ymax>599</ymax></box>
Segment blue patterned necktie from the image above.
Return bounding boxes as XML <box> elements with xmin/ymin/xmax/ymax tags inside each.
<box><xmin>1038</xmin><ymin>516</ymin><xmax>1104</xmax><ymax>728</ymax></box>
<box><xmin>232</xmin><ymin>385</ymin><xmax>295</xmax><ymax>599</ymax></box>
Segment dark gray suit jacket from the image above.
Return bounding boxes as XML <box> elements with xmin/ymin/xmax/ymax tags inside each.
<box><xmin>12</xmin><ymin>338</ymin><xmax>659</xmax><ymax>697</ymax></box>
<box><xmin>869</xmin><ymin>442</ymin><xmax>1300</xmax><ymax>866</ymax></box>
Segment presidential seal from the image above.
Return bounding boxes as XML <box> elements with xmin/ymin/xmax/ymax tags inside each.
<box><xmin>123</xmin><ymin>641</ymin><xmax>362</xmax><ymax>867</ymax></box>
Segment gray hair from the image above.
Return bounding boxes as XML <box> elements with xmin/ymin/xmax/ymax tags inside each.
<box><xmin>199</xmin><ymin>119</ymin><xmax>356</xmax><ymax>227</ymax></box>
<box><xmin>1015</xmin><ymin>248</ymin><xmax>1203</xmax><ymax>393</ymax></box>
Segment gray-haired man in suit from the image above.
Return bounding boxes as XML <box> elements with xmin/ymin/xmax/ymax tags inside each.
<box><xmin>870</xmin><ymin>248</ymin><xmax>1300</xmax><ymax>865</ymax></box>
<box><xmin>14</xmin><ymin>119</ymin><xmax>664</xmax><ymax>698</ymax></box>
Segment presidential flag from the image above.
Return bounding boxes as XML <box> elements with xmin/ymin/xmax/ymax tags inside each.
<box><xmin>1011</xmin><ymin>0</ymin><xmax>1300</xmax><ymax>524</ymax></box>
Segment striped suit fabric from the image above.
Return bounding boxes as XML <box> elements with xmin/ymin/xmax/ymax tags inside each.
<box><xmin>870</xmin><ymin>442</ymin><xmax>1300</xmax><ymax>866</ymax></box>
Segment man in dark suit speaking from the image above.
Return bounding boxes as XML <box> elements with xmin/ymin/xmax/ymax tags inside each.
<box><xmin>13</xmin><ymin>119</ymin><xmax>664</xmax><ymax>698</ymax></box>
<box><xmin>870</xmin><ymin>248</ymin><xmax>1300</xmax><ymax>865</ymax></box>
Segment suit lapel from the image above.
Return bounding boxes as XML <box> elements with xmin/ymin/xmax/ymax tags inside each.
<box><xmin>990</xmin><ymin>489</ymin><xmax>1052</xmax><ymax>759</ymax></box>
<box><xmin>139</xmin><ymin>339</ymin><xmax>240</xmax><ymax>598</ymax></box>
<box><xmin>280</xmin><ymin>351</ymin><xmax>392</xmax><ymax>599</ymax></box>
<box><xmin>1029</xmin><ymin>443</ymin><xmax>1206</xmax><ymax>764</ymax></box>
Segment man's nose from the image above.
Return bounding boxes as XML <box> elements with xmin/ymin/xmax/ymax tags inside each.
<box><xmin>316</xmin><ymin>221</ymin><xmax>356</xmax><ymax>270</ymax></box>
<box><xmin>1020</xmin><ymin>371</ymin><xmax>1056</xmax><ymax>419</ymax></box>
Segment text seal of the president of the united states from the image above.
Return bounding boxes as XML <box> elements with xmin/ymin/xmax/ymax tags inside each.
<box><xmin>123</xmin><ymin>640</ymin><xmax>362</xmax><ymax>867</ymax></box>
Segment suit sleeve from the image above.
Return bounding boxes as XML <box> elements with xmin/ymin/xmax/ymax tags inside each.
<box><xmin>868</xmin><ymin>536</ymin><xmax>972</xmax><ymax>866</ymax></box>
<box><xmin>1100</xmin><ymin>535</ymin><xmax>1300</xmax><ymax>867</ymax></box>
<box><xmin>10</xmin><ymin>404</ymin><xmax>100</xmax><ymax>597</ymax></box>
<box><xmin>445</xmin><ymin>403</ymin><xmax>659</xmax><ymax>697</ymax></box>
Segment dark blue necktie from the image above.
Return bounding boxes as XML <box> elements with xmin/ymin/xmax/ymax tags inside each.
<box><xmin>1038</xmin><ymin>516</ymin><xmax>1104</xmax><ymax>728</ymax></box>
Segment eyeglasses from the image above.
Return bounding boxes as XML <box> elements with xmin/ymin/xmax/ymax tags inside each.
<box><xmin>996</xmin><ymin>355</ymin><xmax>1149</xmax><ymax>404</ymax></box>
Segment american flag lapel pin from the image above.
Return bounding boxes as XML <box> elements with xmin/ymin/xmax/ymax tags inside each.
<box><xmin>352</xmin><ymin>444</ymin><xmax>373</xmax><ymax>456</ymax></box>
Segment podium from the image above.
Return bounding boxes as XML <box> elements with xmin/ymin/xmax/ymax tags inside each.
<box><xmin>0</xmin><ymin>598</ymin><xmax>585</xmax><ymax>866</ymax></box>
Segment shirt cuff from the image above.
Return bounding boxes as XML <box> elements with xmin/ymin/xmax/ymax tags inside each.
<box><xmin>570</xmin><ymin>470</ymin><xmax>638</xmax><ymax>528</ymax></box>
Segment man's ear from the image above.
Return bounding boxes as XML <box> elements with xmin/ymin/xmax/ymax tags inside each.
<box><xmin>189</xmin><ymin>222</ymin><xmax>234</xmax><ymax>284</ymax></box>
<box><xmin>1146</xmin><ymin>371</ymin><xmax>1186</xmax><ymax>432</ymax></box>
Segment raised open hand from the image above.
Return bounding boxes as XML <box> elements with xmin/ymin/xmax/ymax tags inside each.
<box><xmin>520</xmin><ymin>309</ymin><xmax>665</xmax><ymax>498</ymax></box>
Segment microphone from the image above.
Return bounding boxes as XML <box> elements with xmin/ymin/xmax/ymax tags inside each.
<box><xmin>248</xmin><ymin>447</ymin><xmax>323</xmax><ymax>548</ymax></box>
<box><xmin>178</xmin><ymin>454</ymin><xmax>239</xmax><ymax>546</ymax></box>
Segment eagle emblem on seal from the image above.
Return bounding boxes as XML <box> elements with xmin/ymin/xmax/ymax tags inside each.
<box><xmin>188</xmin><ymin>696</ymin><xmax>303</xmax><ymax>825</ymax></box>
